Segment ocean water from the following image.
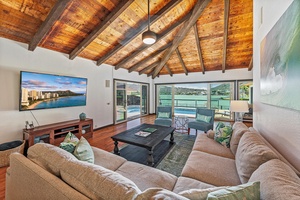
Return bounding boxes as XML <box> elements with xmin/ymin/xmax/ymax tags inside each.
<box><xmin>34</xmin><ymin>95</ymin><xmax>86</xmax><ymax>109</ymax></box>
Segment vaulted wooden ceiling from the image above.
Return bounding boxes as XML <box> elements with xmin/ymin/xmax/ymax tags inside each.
<box><xmin>0</xmin><ymin>0</ymin><xmax>253</xmax><ymax>78</ymax></box>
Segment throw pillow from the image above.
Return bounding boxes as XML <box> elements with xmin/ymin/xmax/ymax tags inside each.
<box><xmin>136</xmin><ymin>188</ymin><xmax>189</xmax><ymax>200</ymax></box>
<box><xmin>158</xmin><ymin>112</ymin><xmax>170</xmax><ymax>118</ymax></box>
<box><xmin>214</xmin><ymin>124</ymin><xmax>233</xmax><ymax>148</ymax></box>
<box><xmin>179</xmin><ymin>186</ymin><xmax>229</xmax><ymax>200</ymax></box>
<box><xmin>207</xmin><ymin>181</ymin><xmax>260</xmax><ymax>200</ymax></box>
<box><xmin>196</xmin><ymin>114</ymin><xmax>212</xmax><ymax>123</ymax></box>
<box><xmin>207</xmin><ymin>129</ymin><xmax>215</xmax><ymax>139</ymax></box>
<box><xmin>59</xmin><ymin>132</ymin><xmax>79</xmax><ymax>153</ymax></box>
<box><xmin>73</xmin><ymin>137</ymin><xmax>94</xmax><ymax>163</ymax></box>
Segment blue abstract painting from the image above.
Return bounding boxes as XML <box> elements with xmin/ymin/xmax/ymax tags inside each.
<box><xmin>260</xmin><ymin>0</ymin><xmax>300</xmax><ymax>111</ymax></box>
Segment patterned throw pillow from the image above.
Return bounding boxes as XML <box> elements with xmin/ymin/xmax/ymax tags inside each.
<box><xmin>59</xmin><ymin>132</ymin><xmax>79</xmax><ymax>153</ymax></box>
<box><xmin>214</xmin><ymin>122</ymin><xmax>233</xmax><ymax>148</ymax></box>
<box><xmin>196</xmin><ymin>114</ymin><xmax>212</xmax><ymax>123</ymax></box>
<box><xmin>158</xmin><ymin>112</ymin><xmax>170</xmax><ymax>118</ymax></box>
<box><xmin>73</xmin><ymin>137</ymin><xmax>94</xmax><ymax>163</ymax></box>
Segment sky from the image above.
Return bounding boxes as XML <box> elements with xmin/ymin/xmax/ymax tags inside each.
<box><xmin>21</xmin><ymin>71</ymin><xmax>87</xmax><ymax>94</ymax></box>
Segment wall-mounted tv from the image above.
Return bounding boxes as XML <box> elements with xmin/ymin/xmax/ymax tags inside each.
<box><xmin>19</xmin><ymin>71</ymin><xmax>87</xmax><ymax>111</ymax></box>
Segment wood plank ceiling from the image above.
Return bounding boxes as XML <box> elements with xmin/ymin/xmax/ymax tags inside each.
<box><xmin>0</xmin><ymin>0</ymin><xmax>253</xmax><ymax>78</ymax></box>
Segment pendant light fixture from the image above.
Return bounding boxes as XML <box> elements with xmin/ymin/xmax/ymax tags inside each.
<box><xmin>142</xmin><ymin>0</ymin><xmax>157</xmax><ymax>45</ymax></box>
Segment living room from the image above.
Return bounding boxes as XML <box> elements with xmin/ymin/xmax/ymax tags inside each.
<box><xmin>1</xmin><ymin>0</ymin><xmax>300</xmax><ymax>199</ymax></box>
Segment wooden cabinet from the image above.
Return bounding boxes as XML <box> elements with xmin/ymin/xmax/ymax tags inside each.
<box><xmin>23</xmin><ymin>118</ymin><xmax>93</xmax><ymax>147</ymax></box>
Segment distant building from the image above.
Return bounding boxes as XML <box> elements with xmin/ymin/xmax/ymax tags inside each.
<box><xmin>29</xmin><ymin>90</ymin><xmax>39</xmax><ymax>100</ymax></box>
<box><xmin>45</xmin><ymin>93</ymin><xmax>51</xmax><ymax>99</ymax></box>
<box><xmin>21</xmin><ymin>88</ymin><xmax>29</xmax><ymax>106</ymax></box>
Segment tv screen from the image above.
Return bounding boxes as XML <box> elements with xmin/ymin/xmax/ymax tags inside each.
<box><xmin>19</xmin><ymin>71</ymin><xmax>87</xmax><ymax>111</ymax></box>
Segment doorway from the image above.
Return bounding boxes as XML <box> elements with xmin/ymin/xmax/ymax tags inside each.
<box><xmin>114</xmin><ymin>80</ymin><xmax>149</xmax><ymax>123</ymax></box>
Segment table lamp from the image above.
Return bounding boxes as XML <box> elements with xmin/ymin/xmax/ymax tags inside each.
<box><xmin>230</xmin><ymin>100</ymin><xmax>249</xmax><ymax>121</ymax></box>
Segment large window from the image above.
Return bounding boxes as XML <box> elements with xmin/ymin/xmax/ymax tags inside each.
<box><xmin>156</xmin><ymin>81</ymin><xmax>251</xmax><ymax>121</ymax></box>
<box><xmin>114</xmin><ymin>80</ymin><xmax>148</xmax><ymax>123</ymax></box>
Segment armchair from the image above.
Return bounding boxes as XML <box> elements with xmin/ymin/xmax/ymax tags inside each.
<box><xmin>154</xmin><ymin>106</ymin><xmax>173</xmax><ymax>127</ymax></box>
<box><xmin>188</xmin><ymin>108</ymin><xmax>215</xmax><ymax>134</ymax></box>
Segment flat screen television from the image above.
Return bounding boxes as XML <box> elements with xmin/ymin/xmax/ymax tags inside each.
<box><xmin>19</xmin><ymin>71</ymin><xmax>87</xmax><ymax>111</ymax></box>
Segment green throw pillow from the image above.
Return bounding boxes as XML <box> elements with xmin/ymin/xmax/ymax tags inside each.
<box><xmin>196</xmin><ymin>114</ymin><xmax>212</xmax><ymax>123</ymax></box>
<box><xmin>214</xmin><ymin>122</ymin><xmax>232</xmax><ymax>148</ymax></box>
<box><xmin>207</xmin><ymin>181</ymin><xmax>260</xmax><ymax>200</ymax></box>
<box><xmin>73</xmin><ymin>137</ymin><xmax>94</xmax><ymax>163</ymax></box>
<box><xmin>59</xmin><ymin>132</ymin><xmax>79</xmax><ymax>153</ymax></box>
<box><xmin>158</xmin><ymin>112</ymin><xmax>170</xmax><ymax>118</ymax></box>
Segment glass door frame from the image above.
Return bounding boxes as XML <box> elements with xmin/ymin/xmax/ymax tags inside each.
<box><xmin>113</xmin><ymin>79</ymin><xmax>149</xmax><ymax>124</ymax></box>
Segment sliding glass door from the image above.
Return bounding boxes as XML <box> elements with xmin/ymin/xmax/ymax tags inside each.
<box><xmin>114</xmin><ymin>80</ymin><xmax>148</xmax><ymax>123</ymax></box>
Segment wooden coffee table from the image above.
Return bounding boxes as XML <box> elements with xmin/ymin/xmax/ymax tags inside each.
<box><xmin>111</xmin><ymin>123</ymin><xmax>175</xmax><ymax>166</ymax></box>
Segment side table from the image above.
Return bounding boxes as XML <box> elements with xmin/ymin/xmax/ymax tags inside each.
<box><xmin>174</xmin><ymin>115</ymin><xmax>189</xmax><ymax>133</ymax></box>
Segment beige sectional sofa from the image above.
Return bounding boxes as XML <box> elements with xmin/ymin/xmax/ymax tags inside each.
<box><xmin>6</xmin><ymin>122</ymin><xmax>300</xmax><ymax>199</ymax></box>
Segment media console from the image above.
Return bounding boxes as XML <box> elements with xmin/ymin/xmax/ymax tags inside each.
<box><xmin>23</xmin><ymin>118</ymin><xmax>93</xmax><ymax>147</ymax></box>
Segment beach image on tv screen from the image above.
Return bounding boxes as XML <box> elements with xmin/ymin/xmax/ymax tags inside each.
<box><xmin>20</xmin><ymin>71</ymin><xmax>87</xmax><ymax>111</ymax></box>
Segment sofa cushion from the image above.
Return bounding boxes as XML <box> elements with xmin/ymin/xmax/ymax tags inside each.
<box><xmin>27</xmin><ymin>143</ymin><xmax>78</xmax><ymax>176</ymax></box>
<box><xmin>207</xmin><ymin>181</ymin><xmax>260</xmax><ymax>200</ymax></box>
<box><xmin>235</xmin><ymin>131</ymin><xmax>279</xmax><ymax>183</ymax></box>
<box><xmin>60</xmin><ymin>159</ymin><xmax>141</xmax><ymax>200</ymax></box>
<box><xmin>249</xmin><ymin>159</ymin><xmax>300</xmax><ymax>200</ymax></box>
<box><xmin>230</xmin><ymin>122</ymin><xmax>249</xmax><ymax>155</ymax></box>
<box><xmin>73</xmin><ymin>137</ymin><xmax>94</xmax><ymax>163</ymax></box>
<box><xmin>193</xmin><ymin>134</ymin><xmax>234</xmax><ymax>159</ymax></box>
<box><xmin>92</xmin><ymin>146</ymin><xmax>126</xmax><ymax>171</ymax></box>
<box><xmin>178</xmin><ymin>186</ymin><xmax>229</xmax><ymax>200</ymax></box>
<box><xmin>173</xmin><ymin>177</ymin><xmax>216</xmax><ymax>194</ymax></box>
<box><xmin>116</xmin><ymin>161</ymin><xmax>177</xmax><ymax>191</ymax></box>
<box><xmin>181</xmin><ymin>151</ymin><xmax>241</xmax><ymax>186</ymax></box>
<box><xmin>136</xmin><ymin>188</ymin><xmax>189</xmax><ymax>200</ymax></box>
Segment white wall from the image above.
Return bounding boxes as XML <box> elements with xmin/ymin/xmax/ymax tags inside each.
<box><xmin>253</xmin><ymin>0</ymin><xmax>300</xmax><ymax>171</ymax></box>
<box><xmin>0</xmin><ymin>38</ymin><xmax>149</xmax><ymax>143</ymax></box>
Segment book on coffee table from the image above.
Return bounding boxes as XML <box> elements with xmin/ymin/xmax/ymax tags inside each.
<box><xmin>142</xmin><ymin>128</ymin><xmax>157</xmax><ymax>133</ymax></box>
<box><xmin>135</xmin><ymin>131</ymin><xmax>152</xmax><ymax>137</ymax></box>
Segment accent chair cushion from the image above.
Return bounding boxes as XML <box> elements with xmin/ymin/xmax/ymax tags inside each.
<box><xmin>196</xmin><ymin>114</ymin><xmax>211</xmax><ymax>123</ymax></box>
<box><xmin>249</xmin><ymin>159</ymin><xmax>300</xmax><ymax>200</ymax></box>
<box><xmin>235</xmin><ymin>132</ymin><xmax>279</xmax><ymax>183</ymax></box>
<box><xmin>207</xmin><ymin>181</ymin><xmax>260</xmax><ymax>200</ymax></box>
<box><xmin>73</xmin><ymin>137</ymin><xmax>94</xmax><ymax>164</ymax></box>
<box><xmin>157</xmin><ymin>112</ymin><xmax>170</xmax><ymax>118</ymax></box>
<box><xmin>154</xmin><ymin>118</ymin><xmax>172</xmax><ymax>127</ymax></box>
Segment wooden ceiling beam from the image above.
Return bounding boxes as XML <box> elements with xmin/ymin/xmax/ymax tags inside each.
<box><xmin>164</xmin><ymin>64</ymin><xmax>173</xmax><ymax>76</ymax></box>
<box><xmin>193</xmin><ymin>24</ymin><xmax>205</xmax><ymax>74</ymax></box>
<box><xmin>28</xmin><ymin>0</ymin><xmax>72</xmax><ymax>51</ymax></box>
<box><xmin>222</xmin><ymin>0</ymin><xmax>230</xmax><ymax>73</ymax></box>
<box><xmin>96</xmin><ymin>0</ymin><xmax>182</xmax><ymax>66</ymax></box>
<box><xmin>115</xmin><ymin>12</ymin><xmax>191</xmax><ymax>70</ymax></box>
<box><xmin>248</xmin><ymin>56</ymin><xmax>253</xmax><ymax>71</ymax></box>
<box><xmin>139</xmin><ymin>61</ymin><xmax>160</xmax><ymax>75</ymax></box>
<box><xmin>152</xmin><ymin>0</ymin><xmax>211</xmax><ymax>78</ymax></box>
<box><xmin>128</xmin><ymin>43</ymin><xmax>172</xmax><ymax>73</ymax></box>
<box><xmin>69</xmin><ymin>0</ymin><xmax>134</xmax><ymax>60</ymax></box>
<box><xmin>175</xmin><ymin>48</ymin><xmax>188</xmax><ymax>75</ymax></box>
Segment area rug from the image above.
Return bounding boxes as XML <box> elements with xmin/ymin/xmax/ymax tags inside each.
<box><xmin>156</xmin><ymin>132</ymin><xmax>196</xmax><ymax>176</ymax></box>
<box><xmin>118</xmin><ymin>131</ymin><xmax>196</xmax><ymax>176</ymax></box>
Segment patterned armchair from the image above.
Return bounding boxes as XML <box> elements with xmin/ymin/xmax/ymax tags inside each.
<box><xmin>188</xmin><ymin>108</ymin><xmax>215</xmax><ymax>134</ymax></box>
<box><xmin>154</xmin><ymin>106</ymin><xmax>172</xmax><ymax>127</ymax></box>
